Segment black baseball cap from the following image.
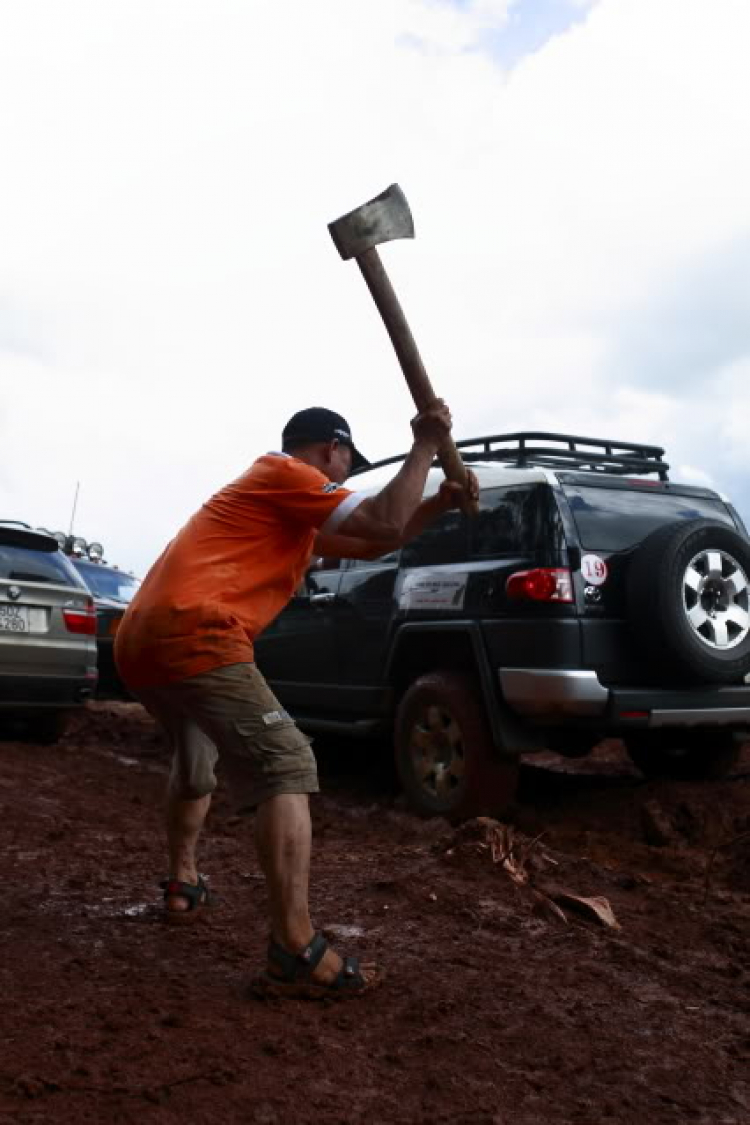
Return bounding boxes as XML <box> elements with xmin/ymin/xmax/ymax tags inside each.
<box><xmin>281</xmin><ymin>407</ymin><xmax>370</xmax><ymax>472</ymax></box>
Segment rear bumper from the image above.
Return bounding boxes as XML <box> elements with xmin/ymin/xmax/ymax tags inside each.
<box><xmin>0</xmin><ymin>671</ymin><xmax>97</xmax><ymax>709</ymax></box>
<box><xmin>498</xmin><ymin>668</ymin><xmax>750</xmax><ymax>729</ymax></box>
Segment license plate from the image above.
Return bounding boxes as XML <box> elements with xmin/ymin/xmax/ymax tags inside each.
<box><xmin>0</xmin><ymin>604</ymin><xmax>31</xmax><ymax>632</ymax></box>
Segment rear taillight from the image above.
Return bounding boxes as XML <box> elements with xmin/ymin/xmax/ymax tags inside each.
<box><xmin>506</xmin><ymin>568</ymin><xmax>573</xmax><ymax>603</ymax></box>
<box><xmin>63</xmin><ymin>598</ymin><xmax>97</xmax><ymax>635</ymax></box>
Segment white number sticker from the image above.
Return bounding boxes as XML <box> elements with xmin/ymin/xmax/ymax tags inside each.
<box><xmin>581</xmin><ymin>554</ymin><xmax>608</xmax><ymax>586</ymax></box>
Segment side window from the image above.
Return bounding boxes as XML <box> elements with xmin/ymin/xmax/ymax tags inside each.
<box><xmin>297</xmin><ymin>559</ymin><xmax>340</xmax><ymax>595</ymax></box>
<box><xmin>314</xmin><ymin>557</ymin><xmax>342</xmax><ymax>571</ymax></box>
<box><xmin>347</xmin><ymin>548</ymin><xmax>400</xmax><ymax>570</ymax></box>
<box><xmin>470</xmin><ymin>486</ymin><xmax>540</xmax><ymax>557</ymax></box>
<box><xmin>401</xmin><ymin>510</ymin><xmax>468</xmax><ymax>568</ymax></box>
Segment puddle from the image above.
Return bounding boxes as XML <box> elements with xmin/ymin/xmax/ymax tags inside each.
<box><xmin>61</xmin><ymin>899</ymin><xmax>155</xmax><ymax>919</ymax></box>
<box><xmin>122</xmin><ymin>903</ymin><xmax>151</xmax><ymax>917</ymax></box>
<box><xmin>322</xmin><ymin>923</ymin><xmax>365</xmax><ymax>941</ymax></box>
<box><xmin>94</xmin><ymin>899</ymin><xmax>153</xmax><ymax>919</ymax></box>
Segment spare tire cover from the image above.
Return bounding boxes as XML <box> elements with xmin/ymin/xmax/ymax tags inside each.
<box><xmin>627</xmin><ymin>518</ymin><xmax>750</xmax><ymax>685</ymax></box>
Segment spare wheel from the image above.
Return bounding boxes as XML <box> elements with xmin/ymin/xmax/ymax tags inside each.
<box><xmin>627</xmin><ymin>519</ymin><xmax>750</xmax><ymax>685</ymax></box>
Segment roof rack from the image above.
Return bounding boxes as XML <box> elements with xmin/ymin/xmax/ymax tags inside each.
<box><xmin>354</xmin><ymin>431</ymin><xmax>670</xmax><ymax>481</ymax></box>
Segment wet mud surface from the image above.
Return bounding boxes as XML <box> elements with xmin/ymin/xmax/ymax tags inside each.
<box><xmin>1</xmin><ymin>704</ymin><xmax>749</xmax><ymax>1124</ymax></box>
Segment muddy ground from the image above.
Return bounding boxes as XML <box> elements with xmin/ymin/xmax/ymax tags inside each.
<box><xmin>1</xmin><ymin>704</ymin><xmax>748</xmax><ymax>1125</ymax></box>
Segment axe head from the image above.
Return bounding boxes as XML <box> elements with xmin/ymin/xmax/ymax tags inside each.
<box><xmin>328</xmin><ymin>183</ymin><xmax>414</xmax><ymax>261</ymax></box>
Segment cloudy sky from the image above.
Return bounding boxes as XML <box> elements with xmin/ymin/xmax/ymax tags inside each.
<box><xmin>1</xmin><ymin>0</ymin><xmax>749</xmax><ymax>577</ymax></box>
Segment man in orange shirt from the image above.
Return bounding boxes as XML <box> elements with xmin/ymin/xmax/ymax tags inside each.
<box><xmin>116</xmin><ymin>400</ymin><xmax>474</xmax><ymax>997</ymax></box>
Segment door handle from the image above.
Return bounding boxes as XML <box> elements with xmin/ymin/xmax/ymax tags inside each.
<box><xmin>310</xmin><ymin>592</ymin><xmax>337</xmax><ymax>607</ymax></box>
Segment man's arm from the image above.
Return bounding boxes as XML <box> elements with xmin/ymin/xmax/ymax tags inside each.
<box><xmin>313</xmin><ymin>476</ymin><xmax>479</xmax><ymax>561</ymax></box>
<box><xmin>333</xmin><ymin>403</ymin><xmax>451</xmax><ymax>542</ymax></box>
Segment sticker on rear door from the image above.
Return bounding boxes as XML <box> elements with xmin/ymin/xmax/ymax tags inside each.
<box><xmin>581</xmin><ymin>554</ymin><xmax>608</xmax><ymax>586</ymax></box>
<box><xmin>400</xmin><ymin>572</ymin><xmax>468</xmax><ymax>611</ymax></box>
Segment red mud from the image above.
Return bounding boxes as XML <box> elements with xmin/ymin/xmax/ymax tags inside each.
<box><xmin>1</xmin><ymin>705</ymin><xmax>749</xmax><ymax>1124</ymax></box>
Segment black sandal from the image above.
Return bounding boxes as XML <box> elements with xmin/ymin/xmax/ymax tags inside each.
<box><xmin>252</xmin><ymin>932</ymin><xmax>383</xmax><ymax>999</ymax></box>
<box><xmin>160</xmin><ymin>876</ymin><xmax>211</xmax><ymax>925</ymax></box>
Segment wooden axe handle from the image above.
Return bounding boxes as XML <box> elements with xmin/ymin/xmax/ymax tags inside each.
<box><xmin>356</xmin><ymin>247</ymin><xmax>477</xmax><ymax>513</ymax></box>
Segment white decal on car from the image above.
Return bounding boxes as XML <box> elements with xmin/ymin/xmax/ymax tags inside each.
<box><xmin>400</xmin><ymin>572</ymin><xmax>468</xmax><ymax>611</ymax></box>
<box><xmin>581</xmin><ymin>554</ymin><xmax>608</xmax><ymax>586</ymax></box>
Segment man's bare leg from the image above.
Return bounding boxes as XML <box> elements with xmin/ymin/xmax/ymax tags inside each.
<box><xmin>255</xmin><ymin>793</ymin><xmax>351</xmax><ymax>984</ymax></box>
<box><xmin>165</xmin><ymin>792</ymin><xmax>211</xmax><ymax>912</ymax></box>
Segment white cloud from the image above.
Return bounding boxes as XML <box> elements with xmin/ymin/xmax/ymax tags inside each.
<box><xmin>1</xmin><ymin>0</ymin><xmax>749</xmax><ymax>576</ymax></box>
<box><xmin>676</xmin><ymin>465</ymin><xmax>715</xmax><ymax>487</ymax></box>
<box><xmin>398</xmin><ymin>0</ymin><xmax>514</xmax><ymax>51</ymax></box>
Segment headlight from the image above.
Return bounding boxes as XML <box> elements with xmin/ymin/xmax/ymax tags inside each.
<box><xmin>88</xmin><ymin>541</ymin><xmax>104</xmax><ymax>561</ymax></box>
<box><xmin>71</xmin><ymin>536</ymin><xmax>88</xmax><ymax>556</ymax></box>
<box><xmin>52</xmin><ymin>531</ymin><xmax>68</xmax><ymax>550</ymax></box>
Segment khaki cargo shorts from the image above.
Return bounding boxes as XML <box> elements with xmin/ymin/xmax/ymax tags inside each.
<box><xmin>134</xmin><ymin>662</ymin><xmax>318</xmax><ymax>808</ymax></box>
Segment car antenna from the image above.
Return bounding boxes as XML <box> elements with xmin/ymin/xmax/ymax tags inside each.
<box><xmin>68</xmin><ymin>481</ymin><xmax>80</xmax><ymax>536</ymax></box>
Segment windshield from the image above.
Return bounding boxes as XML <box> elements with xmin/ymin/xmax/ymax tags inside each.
<box><xmin>74</xmin><ymin>561</ymin><xmax>140</xmax><ymax>602</ymax></box>
<box><xmin>564</xmin><ymin>485</ymin><xmax>736</xmax><ymax>552</ymax></box>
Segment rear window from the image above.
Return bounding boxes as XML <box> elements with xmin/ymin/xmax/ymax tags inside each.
<box><xmin>470</xmin><ymin>485</ymin><xmax>561</xmax><ymax>557</ymax></box>
<box><xmin>564</xmin><ymin>485</ymin><xmax>736</xmax><ymax>551</ymax></box>
<box><xmin>399</xmin><ymin>483</ymin><xmax>564</xmax><ymax>567</ymax></box>
<box><xmin>401</xmin><ymin>510</ymin><xmax>466</xmax><ymax>567</ymax></box>
<box><xmin>0</xmin><ymin>545</ymin><xmax>86</xmax><ymax>587</ymax></box>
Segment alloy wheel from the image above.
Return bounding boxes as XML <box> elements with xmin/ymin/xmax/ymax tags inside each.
<box><xmin>409</xmin><ymin>704</ymin><xmax>465</xmax><ymax>801</ymax></box>
<box><xmin>682</xmin><ymin>549</ymin><xmax>750</xmax><ymax>650</ymax></box>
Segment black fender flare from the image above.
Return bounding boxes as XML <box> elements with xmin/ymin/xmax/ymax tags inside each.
<box><xmin>384</xmin><ymin>620</ymin><xmax>541</xmax><ymax>758</ymax></box>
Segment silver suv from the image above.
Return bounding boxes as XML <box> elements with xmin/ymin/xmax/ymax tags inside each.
<box><xmin>0</xmin><ymin>523</ymin><xmax>98</xmax><ymax>742</ymax></box>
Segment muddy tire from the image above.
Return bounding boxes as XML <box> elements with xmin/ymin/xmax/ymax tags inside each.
<box><xmin>624</xmin><ymin>729</ymin><xmax>743</xmax><ymax>780</ymax></box>
<box><xmin>627</xmin><ymin>520</ymin><xmax>750</xmax><ymax>685</ymax></box>
<box><xmin>394</xmin><ymin>671</ymin><xmax>518</xmax><ymax>820</ymax></box>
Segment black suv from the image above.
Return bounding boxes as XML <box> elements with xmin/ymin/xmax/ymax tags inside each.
<box><xmin>71</xmin><ymin>558</ymin><xmax>140</xmax><ymax>697</ymax></box>
<box><xmin>254</xmin><ymin>433</ymin><xmax>750</xmax><ymax>819</ymax></box>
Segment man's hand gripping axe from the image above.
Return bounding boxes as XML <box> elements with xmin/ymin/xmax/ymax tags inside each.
<box><xmin>328</xmin><ymin>183</ymin><xmax>477</xmax><ymax>513</ymax></box>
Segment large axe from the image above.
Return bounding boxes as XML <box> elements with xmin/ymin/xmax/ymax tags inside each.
<box><xmin>328</xmin><ymin>183</ymin><xmax>476</xmax><ymax>512</ymax></box>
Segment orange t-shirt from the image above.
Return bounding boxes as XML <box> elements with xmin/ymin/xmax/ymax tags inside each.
<box><xmin>114</xmin><ymin>454</ymin><xmax>362</xmax><ymax>688</ymax></box>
